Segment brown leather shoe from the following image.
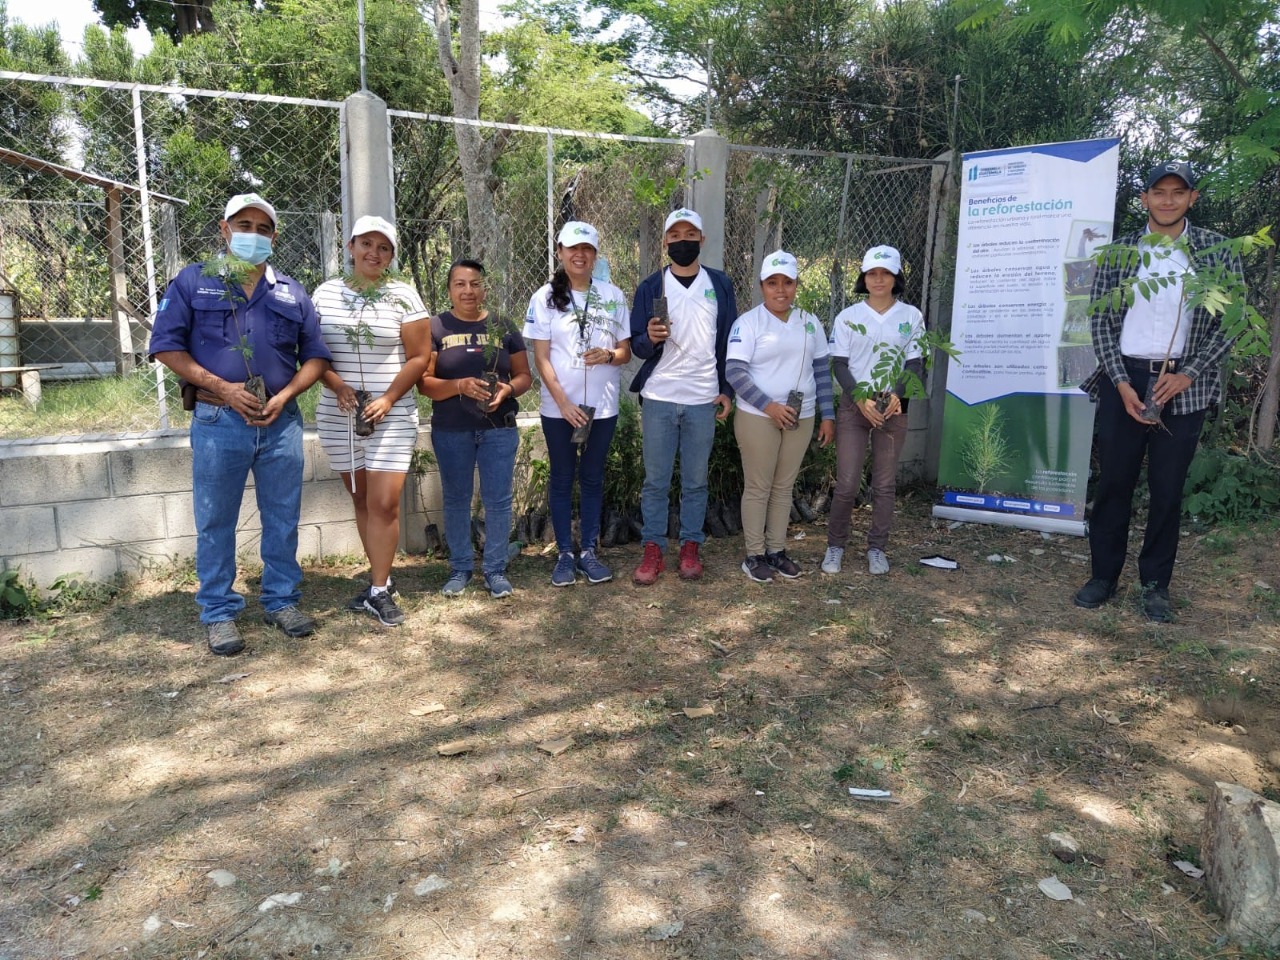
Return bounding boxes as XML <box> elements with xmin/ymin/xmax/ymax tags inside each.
<box><xmin>677</xmin><ymin>541</ymin><xmax>703</xmax><ymax>580</ymax></box>
<box><xmin>633</xmin><ymin>542</ymin><xmax>664</xmax><ymax>585</ymax></box>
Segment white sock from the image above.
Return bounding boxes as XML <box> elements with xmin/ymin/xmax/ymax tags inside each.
<box><xmin>370</xmin><ymin>584</ymin><xmax>389</xmax><ymax>596</ymax></box>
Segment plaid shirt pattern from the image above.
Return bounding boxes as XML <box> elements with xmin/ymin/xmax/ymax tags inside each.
<box><xmin>1080</xmin><ymin>221</ymin><xmax>1245</xmax><ymax>415</ymax></box>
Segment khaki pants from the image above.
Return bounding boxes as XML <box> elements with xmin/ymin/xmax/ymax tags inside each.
<box><xmin>827</xmin><ymin>401</ymin><xmax>907</xmax><ymax>552</ymax></box>
<box><xmin>735</xmin><ymin>411</ymin><xmax>813</xmax><ymax>555</ymax></box>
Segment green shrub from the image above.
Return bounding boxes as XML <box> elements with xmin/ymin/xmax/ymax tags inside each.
<box><xmin>1</xmin><ymin>569</ymin><xmax>37</xmax><ymax>619</ymax></box>
<box><xmin>1183</xmin><ymin>447</ymin><xmax>1280</xmax><ymax>524</ymax></box>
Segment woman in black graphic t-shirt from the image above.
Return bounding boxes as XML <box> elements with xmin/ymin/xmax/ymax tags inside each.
<box><xmin>418</xmin><ymin>260</ymin><xmax>532</xmax><ymax>598</ymax></box>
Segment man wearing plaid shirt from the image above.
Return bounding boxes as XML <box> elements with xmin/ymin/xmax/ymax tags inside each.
<box><xmin>1074</xmin><ymin>161</ymin><xmax>1244</xmax><ymax>622</ymax></box>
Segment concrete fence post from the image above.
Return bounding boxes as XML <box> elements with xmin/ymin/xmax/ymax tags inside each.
<box><xmin>340</xmin><ymin>90</ymin><xmax>395</xmax><ymax>265</ymax></box>
<box><xmin>689</xmin><ymin>129</ymin><xmax>728</xmax><ymax>270</ymax></box>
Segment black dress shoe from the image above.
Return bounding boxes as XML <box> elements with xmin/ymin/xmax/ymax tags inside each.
<box><xmin>1074</xmin><ymin>578</ymin><xmax>1117</xmax><ymax>609</ymax></box>
<box><xmin>1142</xmin><ymin>587</ymin><xmax>1173</xmax><ymax>623</ymax></box>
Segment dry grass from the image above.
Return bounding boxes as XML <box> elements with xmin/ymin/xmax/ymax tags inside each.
<box><xmin>2</xmin><ymin>495</ymin><xmax>1278</xmax><ymax>960</ymax></box>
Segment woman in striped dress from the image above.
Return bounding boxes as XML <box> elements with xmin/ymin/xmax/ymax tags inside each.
<box><xmin>313</xmin><ymin>215</ymin><xmax>432</xmax><ymax>626</ymax></box>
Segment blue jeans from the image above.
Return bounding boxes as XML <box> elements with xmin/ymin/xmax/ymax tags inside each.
<box><xmin>640</xmin><ymin>399</ymin><xmax>717</xmax><ymax>548</ymax></box>
<box><xmin>541</xmin><ymin>414</ymin><xmax>618</xmax><ymax>553</ymax></box>
<box><xmin>190</xmin><ymin>400</ymin><xmax>304</xmax><ymax>624</ymax></box>
<box><xmin>431</xmin><ymin>426</ymin><xmax>519</xmax><ymax>576</ymax></box>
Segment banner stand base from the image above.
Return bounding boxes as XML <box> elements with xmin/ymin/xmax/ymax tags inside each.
<box><xmin>932</xmin><ymin>505</ymin><xmax>1086</xmax><ymax>537</ymax></box>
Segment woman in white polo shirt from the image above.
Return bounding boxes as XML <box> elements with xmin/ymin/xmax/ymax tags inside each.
<box><xmin>524</xmin><ymin>221</ymin><xmax>632</xmax><ymax>588</ymax></box>
<box><xmin>823</xmin><ymin>245</ymin><xmax>924</xmax><ymax>576</ymax></box>
<box><xmin>725</xmin><ymin>250</ymin><xmax>834</xmax><ymax>582</ymax></box>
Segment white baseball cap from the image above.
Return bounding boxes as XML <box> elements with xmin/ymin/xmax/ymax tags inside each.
<box><xmin>861</xmin><ymin>245</ymin><xmax>902</xmax><ymax>276</ymax></box>
<box><xmin>224</xmin><ymin>192</ymin><xmax>277</xmax><ymax>227</ymax></box>
<box><xmin>557</xmin><ymin>221</ymin><xmax>600</xmax><ymax>249</ymax></box>
<box><xmin>663</xmin><ymin>208</ymin><xmax>704</xmax><ymax>232</ymax></box>
<box><xmin>759</xmin><ymin>249</ymin><xmax>798</xmax><ymax>281</ymax></box>
<box><xmin>349</xmin><ymin>214</ymin><xmax>397</xmax><ymax>250</ymax></box>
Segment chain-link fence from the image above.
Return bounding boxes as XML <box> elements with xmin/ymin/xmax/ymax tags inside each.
<box><xmin>725</xmin><ymin>146</ymin><xmax>944</xmax><ymax>326</ymax></box>
<box><xmin>0</xmin><ymin>71</ymin><xmax>944</xmax><ymax>442</ymax></box>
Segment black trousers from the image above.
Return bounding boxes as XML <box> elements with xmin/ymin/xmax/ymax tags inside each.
<box><xmin>1088</xmin><ymin>364</ymin><xmax>1206</xmax><ymax>590</ymax></box>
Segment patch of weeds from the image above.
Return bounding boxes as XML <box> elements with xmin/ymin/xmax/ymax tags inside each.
<box><xmin>1091</xmin><ymin>608</ymin><xmax>1123</xmax><ymax>640</ymax></box>
<box><xmin>1200</xmin><ymin>530</ymin><xmax>1237</xmax><ymax>555</ymax></box>
<box><xmin>839</xmin><ymin>863</ymin><xmax>876</xmax><ymax>893</ymax></box>
<box><xmin>83</xmin><ymin>884</ymin><xmax>102</xmax><ymax>902</ymax></box>
<box><xmin>832</xmin><ymin>745</ymin><xmax>904</xmax><ymax>789</ymax></box>
<box><xmin>1249</xmin><ymin>583</ymin><xmax>1280</xmax><ymax>619</ymax></box>
<box><xmin>1164</xmin><ymin>637</ymin><xmax>1214</xmax><ymax>659</ymax></box>
<box><xmin>1031</xmin><ymin>787</ymin><xmax>1049</xmax><ymax>810</ymax></box>
<box><xmin>47</xmin><ymin>574</ymin><xmax>120</xmax><ymax>613</ymax></box>
<box><xmin>22</xmin><ymin>625</ymin><xmax>56</xmax><ymax>646</ymax></box>
<box><xmin>1</xmin><ymin>569</ymin><xmax>38</xmax><ymax>619</ymax></box>
<box><xmin>951</xmin><ymin>724</ymin><xmax>998</xmax><ymax>754</ymax></box>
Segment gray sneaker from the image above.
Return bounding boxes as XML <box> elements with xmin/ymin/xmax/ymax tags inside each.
<box><xmin>263</xmin><ymin>605</ymin><xmax>315</xmax><ymax>637</ymax></box>
<box><xmin>821</xmin><ymin>546</ymin><xmax>844</xmax><ymax>574</ymax></box>
<box><xmin>207</xmin><ymin>620</ymin><xmax>244</xmax><ymax>656</ymax></box>
<box><xmin>441</xmin><ymin>570</ymin><xmax>471</xmax><ymax>597</ymax></box>
<box><xmin>867</xmin><ymin>549</ymin><xmax>890</xmax><ymax>576</ymax></box>
<box><xmin>576</xmin><ymin>548</ymin><xmax>612</xmax><ymax>584</ymax></box>
<box><xmin>551</xmin><ymin>551</ymin><xmax>577</xmax><ymax>587</ymax></box>
<box><xmin>485</xmin><ymin>572</ymin><xmax>514</xmax><ymax>598</ymax></box>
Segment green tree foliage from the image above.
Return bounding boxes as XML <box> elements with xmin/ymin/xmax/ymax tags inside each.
<box><xmin>91</xmin><ymin>0</ymin><xmax>239</xmax><ymax>42</ymax></box>
<box><xmin>503</xmin><ymin>0</ymin><xmax>1124</xmax><ymax>155</ymax></box>
<box><xmin>0</xmin><ymin>5</ymin><xmax>73</xmax><ymax>163</ymax></box>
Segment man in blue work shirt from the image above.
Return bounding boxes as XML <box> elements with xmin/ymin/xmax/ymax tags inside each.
<box><xmin>150</xmin><ymin>193</ymin><xmax>331</xmax><ymax>656</ymax></box>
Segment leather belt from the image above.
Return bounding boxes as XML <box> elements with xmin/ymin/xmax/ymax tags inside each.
<box><xmin>196</xmin><ymin>389</ymin><xmax>227</xmax><ymax>406</ymax></box>
<box><xmin>1122</xmin><ymin>356</ymin><xmax>1178</xmax><ymax>374</ymax></box>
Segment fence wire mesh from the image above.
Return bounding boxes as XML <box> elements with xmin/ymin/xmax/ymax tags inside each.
<box><xmin>0</xmin><ymin>73</ymin><xmax>942</xmax><ymax>442</ymax></box>
<box><xmin>725</xmin><ymin>147</ymin><xmax>942</xmax><ymax>329</ymax></box>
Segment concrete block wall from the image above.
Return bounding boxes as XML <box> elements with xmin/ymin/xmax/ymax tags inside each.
<box><xmin>1</xmin><ymin>407</ymin><xmax>926</xmax><ymax>589</ymax></box>
<box><xmin>0</xmin><ymin>428</ymin><xmax>444</xmax><ymax>588</ymax></box>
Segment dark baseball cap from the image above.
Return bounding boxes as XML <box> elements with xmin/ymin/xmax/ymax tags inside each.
<box><xmin>1144</xmin><ymin>161</ymin><xmax>1196</xmax><ymax>190</ymax></box>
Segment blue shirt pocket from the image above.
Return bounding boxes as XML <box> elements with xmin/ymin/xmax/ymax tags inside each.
<box><xmin>191</xmin><ymin>296</ymin><xmax>234</xmax><ymax>346</ymax></box>
<box><xmin>267</xmin><ymin>298</ymin><xmax>303</xmax><ymax>348</ymax></box>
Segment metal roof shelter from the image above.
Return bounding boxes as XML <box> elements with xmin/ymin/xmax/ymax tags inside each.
<box><xmin>0</xmin><ymin>146</ymin><xmax>187</xmax><ymax>375</ymax></box>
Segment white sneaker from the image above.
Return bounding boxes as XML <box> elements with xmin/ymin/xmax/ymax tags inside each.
<box><xmin>867</xmin><ymin>549</ymin><xmax>890</xmax><ymax>575</ymax></box>
<box><xmin>821</xmin><ymin>546</ymin><xmax>844</xmax><ymax>574</ymax></box>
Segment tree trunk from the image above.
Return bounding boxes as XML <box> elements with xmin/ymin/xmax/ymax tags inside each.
<box><xmin>432</xmin><ymin>0</ymin><xmax>507</xmax><ymax>278</ymax></box>
<box><xmin>1254</xmin><ymin>242</ymin><xmax>1280</xmax><ymax>449</ymax></box>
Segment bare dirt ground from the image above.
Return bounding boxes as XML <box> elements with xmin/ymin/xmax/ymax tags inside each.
<box><xmin>2</xmin><ymin>494</ymin><xmax>1278</xmax><ymax>960</ymax></box>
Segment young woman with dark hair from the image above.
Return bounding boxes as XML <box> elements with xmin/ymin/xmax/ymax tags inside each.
<box><xmin>823</xmin><ymin>245</ymin><xmax>923</xmax><ymax>577</ymax></box>
<box><xmin>418</xmin><ymin>259</ymin><xmax>532</xmax><ymax>598</ymax></box>
<box><xmin>523</xmin><ymin>222</ymin><xmax>632</xmax><ymax>587</ymax></box>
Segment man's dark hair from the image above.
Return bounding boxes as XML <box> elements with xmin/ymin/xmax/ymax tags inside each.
<box><xmin>447</xmin><ymin>259</ymin><xmax>486</xmax><ymax>285</ymax></box>
<box><xmin>853</xmin><ymin>270</ymin><xmax>905</xmax><ymax>296</ymax></box>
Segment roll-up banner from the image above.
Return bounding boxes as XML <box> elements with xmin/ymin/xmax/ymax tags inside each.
<box><xmin>934</xmin><ymin>138</ymin><xmax>1120</xmax><ymax>535</ymax></box>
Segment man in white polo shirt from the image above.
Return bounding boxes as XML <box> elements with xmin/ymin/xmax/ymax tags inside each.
<box><xmin>1075</xmin><ymin>160</ymin><xmax>1245</xmax><ymax>622</ymax></box>
<box><xmin>628</xmin><ymin>208</ymin><xmax>739</xmax><ymax>583</ymax></box>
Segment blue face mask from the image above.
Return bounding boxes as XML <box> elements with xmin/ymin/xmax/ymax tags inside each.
<box><xmin>228</xmin><ymin>232</ymin><xmax>273</xmax><ymax>265</ymax></box>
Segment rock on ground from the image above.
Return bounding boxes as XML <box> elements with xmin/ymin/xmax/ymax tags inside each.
<box><xmin>1201</xmin><ymin>781</ymin><xmax>1280</xmax><ymax>949</ymax></box>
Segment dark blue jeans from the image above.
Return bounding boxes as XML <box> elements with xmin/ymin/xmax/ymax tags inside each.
<box><xmin>541</xmin><ymin>414</ymin><xmax>618</xmax><ymax>553</ymax></box>
<box><xmin>190</xmin><ymin>400</ymin><xmax>304</xmax><ymax>624</ymax></box>
<box><xmin>431</xmin><ymin>427</ymin><xmax>519</xmax><ymax>576</ymax></box>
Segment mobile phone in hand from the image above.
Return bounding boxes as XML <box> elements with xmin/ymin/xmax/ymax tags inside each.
<box><xmin>653</xmin><ymin>296</ymin><xmax>669</xmax><ymax>332</ymax></box>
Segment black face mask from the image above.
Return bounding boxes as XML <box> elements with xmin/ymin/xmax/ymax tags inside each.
<box><xmin>667</xmin><ymin>240</ymin><xmax>701</xmax><ymax>267</ymax></box>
